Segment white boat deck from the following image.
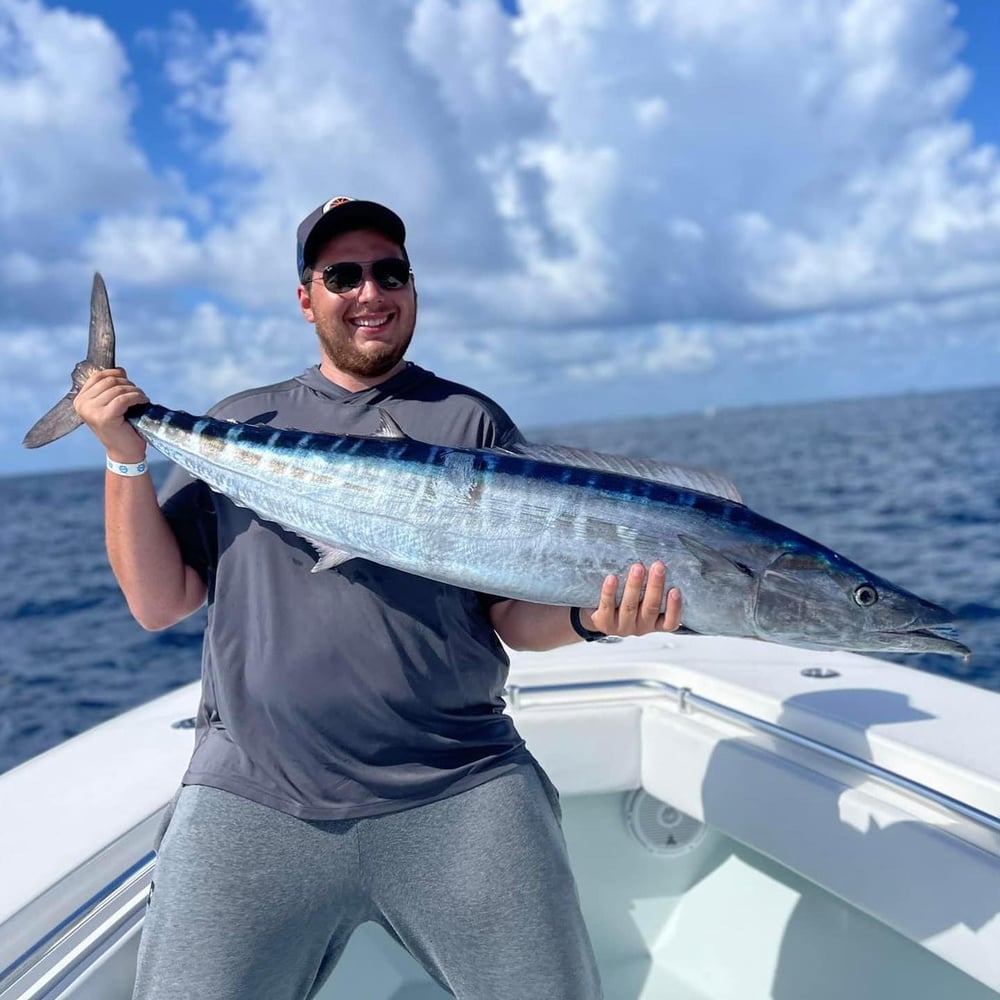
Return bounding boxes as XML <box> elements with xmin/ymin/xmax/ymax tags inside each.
<box><xmin>2</xmin><ymin>634</ymin><xmax>999</xmax><ymax>999</ymax></box>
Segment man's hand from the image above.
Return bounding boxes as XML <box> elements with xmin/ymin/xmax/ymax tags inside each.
<box><xmin>582</xmin><ymin>561</ymin><xmax>682</xmax><ymax>637</ymax></box>
<box><xmin>74</xmin><ymin>368</ymin><xmax>149</xmax><ymax>463</ymax></box>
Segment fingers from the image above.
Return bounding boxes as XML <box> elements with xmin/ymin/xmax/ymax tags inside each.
<box><xmin>596</xmin><ymin>572</ymin><xmax>619</xmax><ymax>618</ymax></box>
<box><xmin>639</xmin><ymin>561</ymin><xmax>666</xmax><ymax>627</ymax></box>
<box><xmin>660</xmin><ymin>585</ymin><xmax>683</xmax><ymax>633</ymax></box>
<box><xmin>78</xmin><ymin>368</ymin><xmax>145</xmax><ymax>401</ymax></box>
<box><xmin>583</xmin><ymin>573</ymin><xmax>618</xmax><ymax>635</ymax></box>
<box><xmin>617</xmin><ymin>563</ymin><xmax>645</xmax><ymax>628</ymax></box>
<box><xmin>76</xmin><ymin>369</ymin><xmax>148</xmax><ymax>415</ymax></box>
<box><xmin>586</xmin><ymin>561</ymin><xmax>683</xmax><ymax>638</ymax></box>
<box><xmin>73</xmin><ymin>368</ymin><xmax>149</xmax><ymax>459</ymax></box>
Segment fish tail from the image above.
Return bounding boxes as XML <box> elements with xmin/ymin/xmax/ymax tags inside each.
<box><xmin>22</xmin><ymin>273</ymin><xmax>117</xmax><ymax>449</ymax></box>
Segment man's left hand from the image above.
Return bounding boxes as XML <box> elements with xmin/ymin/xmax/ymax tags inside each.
<box><xmin>582</xmin><ymin>561</ymin><xmax>682</xmax><ymax>637</ymax></box>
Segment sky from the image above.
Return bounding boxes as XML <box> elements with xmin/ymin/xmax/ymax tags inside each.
<box><xmin>2</xmin><ymin>0</ymin><xmax>999</xmax><ymax>475</ymax></box>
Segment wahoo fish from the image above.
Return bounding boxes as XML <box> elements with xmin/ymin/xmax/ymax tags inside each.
<box><xmin>25</xmin><ymin>274</ymin><xmax>968</xmax><ymax>658</ymax></box>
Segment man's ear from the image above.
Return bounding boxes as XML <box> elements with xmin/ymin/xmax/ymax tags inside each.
<box><xmin>297</xmin><ymin>283</ymin><xmax>315</xmax><ymax>323</ymax></box>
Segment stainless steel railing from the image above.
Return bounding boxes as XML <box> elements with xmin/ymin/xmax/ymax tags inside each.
<box><xmin>505</xmin><ymin>676</ymin><xmax>1000</xmax><ymax>838</ymax></box>
<box><xmin>0</xmin><ymin>853</ymin><xmax>153</xmax><ymax>1000</ymax></box>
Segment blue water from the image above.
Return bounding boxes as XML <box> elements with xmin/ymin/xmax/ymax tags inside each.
<box><xmin>1</xmin><ymin>385</ymin><xmax>998</xmax><ymax>775</ymax></box>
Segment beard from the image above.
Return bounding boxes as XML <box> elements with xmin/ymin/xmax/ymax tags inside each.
<box><xmin>315</xmin><ymin>316</ymin><xmax>415</xmax><ymax>380</ymax></box>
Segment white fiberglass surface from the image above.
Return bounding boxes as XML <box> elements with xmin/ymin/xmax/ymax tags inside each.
<box><xmin>561</xmin><ymin>793</ymin><xmax>998</xmax><ymax>1000</ymax></box>
<box><xmin>34</xmin><ymin>789</ymin><xmax>998</xmax><ymax>1000</ymax></box>
<box><xmin>309</xmin><ymin>791</ymin><xmax>994</xmax><ymax>1000</ymax></box>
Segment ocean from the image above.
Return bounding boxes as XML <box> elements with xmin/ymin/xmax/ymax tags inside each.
<box><xmin>1</xmin><ymin>384</ymin><xmax>998</xmax><ymax>776</ymax></box>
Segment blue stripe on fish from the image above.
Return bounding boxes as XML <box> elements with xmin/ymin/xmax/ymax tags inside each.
<box><xmin>141</xmin><ymin>403</ymin><xmax>747</xmax><ymax>520</ymax></box>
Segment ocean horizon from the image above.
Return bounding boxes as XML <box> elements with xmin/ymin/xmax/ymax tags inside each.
<box><xmin>2</xmin><ymin>382</ymin><xmax>998</xmax><ymax>775</ymax></box>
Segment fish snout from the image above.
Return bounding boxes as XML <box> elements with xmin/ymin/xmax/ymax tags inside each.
<box><xmin>897</xmin><ymin>595</ymin><xmax>957</xmax><ymax>630</ymax></box>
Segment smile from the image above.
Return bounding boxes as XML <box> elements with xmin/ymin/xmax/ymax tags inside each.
<box><xmin>351</xmin><ymin>314</ymin><xmax>392</xmax><ymax>330</ymax></box>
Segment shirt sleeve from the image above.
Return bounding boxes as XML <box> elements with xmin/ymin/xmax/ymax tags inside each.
<box><xmin>158</xmin><ymin>464</ymin><xmax>218</xmax><ymax>585</ymax></box>
<box><xmin>471</xmin><ymin>401</ymin><xmax>526</xmax><ymax>450</ymax></box>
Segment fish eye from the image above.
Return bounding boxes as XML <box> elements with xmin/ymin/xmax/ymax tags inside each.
<box><xmin>853</xmin><ymin>584</ymin><xmax>879</xmax><ymax>607</ymax></box>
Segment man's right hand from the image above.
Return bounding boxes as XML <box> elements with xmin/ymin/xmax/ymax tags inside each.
<box><xmin>74</xmin><ymin>368</ymin><xmax>150</xmax><ymax>463</ymax></box>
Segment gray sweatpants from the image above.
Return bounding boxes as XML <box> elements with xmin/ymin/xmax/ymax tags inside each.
<box><xmin>132</xmin><ymin>765</ymin><xmax>602</xmax><ymax>1000</ymax></box>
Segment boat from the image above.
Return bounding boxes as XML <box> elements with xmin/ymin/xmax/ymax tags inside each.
<box><xmin>1</xmin><ymin>632</ymin><xmax>998</xmax><ymax>999</ymax></box>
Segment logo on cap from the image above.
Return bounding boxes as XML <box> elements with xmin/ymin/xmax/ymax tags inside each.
<box><xmin>323</xmin><ymin>196</ymin><xmax>354</xmax><ymax>214</ymax></box>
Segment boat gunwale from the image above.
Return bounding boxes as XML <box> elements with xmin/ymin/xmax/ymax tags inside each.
<box><xmin>4</xmin><ymin>671</ymin><xmax>998</xmax><ymax>1000</ymax></box>
<box><xmin>0</xmin><ymin>853</ymin><xmax>153</xmax><ymax>999</ymax></box>
<box><xmin>506</xmin><ymin>676</ymin><xmax>1000</xmax><ymax>841</ymax></box>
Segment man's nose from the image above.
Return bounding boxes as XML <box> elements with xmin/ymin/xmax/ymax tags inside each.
<box><xmin>356</xmin><ymin>276</ymin><xmax>381</xmax><ymax>303</ymax></box>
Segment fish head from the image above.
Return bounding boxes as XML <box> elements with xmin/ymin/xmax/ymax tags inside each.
<box><xmin>752</xmin><ymin>549</ymin><xmax>969</xmax><ymax>657</ymax></box>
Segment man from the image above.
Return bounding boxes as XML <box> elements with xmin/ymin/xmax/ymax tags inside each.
<box><xmin>73</xmin><ymin>197</ymin><xmax>683</xmax><ymax>1000</ymax></box>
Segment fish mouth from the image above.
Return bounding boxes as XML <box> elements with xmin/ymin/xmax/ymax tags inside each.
<box><xmin>875</xmin><ymin>625</ymin><xmax>970</xmax><ymax>658</ymax></box>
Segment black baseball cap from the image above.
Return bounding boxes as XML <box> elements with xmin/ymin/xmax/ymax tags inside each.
<box><xmin>296</xmin><ymin>196</ymin><xmax>407</xmax><ymax>278</ymax></box>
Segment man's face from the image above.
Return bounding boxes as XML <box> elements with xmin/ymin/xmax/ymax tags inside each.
<box><xmin>299</xmin><ymin>228</ymin><xmax>417</xmax><ymax>384</ymax></box>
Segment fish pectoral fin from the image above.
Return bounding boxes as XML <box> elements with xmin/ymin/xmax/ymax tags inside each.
<box><xmin>678</xmin><ymin>534</ymin><xmax>755</xmax><ymax>578</ymax></box>
<box><xmin>374</xmin><ymin>409</ymin><xmax>408</xmax><ymax>440</ymax></box>
<box><xmin>304</xmin><ymin>539</ymin><xmax>357</xmax><ymax>573</ymax></box>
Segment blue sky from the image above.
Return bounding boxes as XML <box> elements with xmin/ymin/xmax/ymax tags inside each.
<box><xmin>2</xmin><ymin>0</ymin><xmax>999</xmax><ymax>474</ymax></box>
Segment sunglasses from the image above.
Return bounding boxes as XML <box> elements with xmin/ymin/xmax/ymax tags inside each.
<box><xmin>315</xmin><ymin>258</ymin><xmax>412</xmax><ymax>294</ymax></box>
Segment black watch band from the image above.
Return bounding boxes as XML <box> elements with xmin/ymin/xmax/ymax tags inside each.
<box><xmin>570</xmin><ymin>606</ymin><xmax>607</xmax><ymax>642</ymax></box>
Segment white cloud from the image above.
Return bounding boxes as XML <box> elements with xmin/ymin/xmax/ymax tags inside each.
<box><xmin>83</xmin><ymin>215</ymin><xmax>204</xmax><ymax>286</ymax></box>
<box><xmin>0</xmin><ymin>0</ymin><xmax>194</xmax><ymax>325</ymax></box>
<box><xmin>142</xmin><ymin>0</ymin><xmax>1000</xmax><ymax>334</ymax></box>
<box><xmin>169</xmin><ymin>304</ymin><xmax>311</xmax><ymax>406</ymax></box>
<box><xmin>558</xmin><ymin>323</ymin><xmax>715</xmax><ymax>382</ymax></box>
<box><xmin>647</xmin><ymin>324</ymin><xmax>715</xmax><ymax>372</ymax></box>
<box><xmin>5</xmin><ymin>0</ymin><xmax>1000</xmax><ymax>474</ymax></box>
<box><xmin>93</xmin><ymin>300</ymin><xmax>315</xmax><ymax>412</ymax></box>
<box><xmin>0</xmin><ymin>0</ymin><xmax>143</xmax><ymax>257</ymax></box>
<box><xmin>634</xmin><ymin>97</ymin><xmax>670</xmax><ymax>130</ymax></box>
<box><xmin>0</xmin><ymin>0</ymin><xmax>147</xmax><ymax>216</ymax></box>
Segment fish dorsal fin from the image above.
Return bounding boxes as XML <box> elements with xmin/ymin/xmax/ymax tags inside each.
<box><xmin>507</xmin><ymin>442</ymin><xmax>743</xmax><ymax>503</ymax></box>
<box><xmin>374</xmin><ymin>409</ymin><xmax>408</xmax><ymax>440</ymax></box>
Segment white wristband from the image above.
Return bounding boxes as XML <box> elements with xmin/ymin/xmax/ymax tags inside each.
<box><xmin>106</xmin><ymin>455</ymin><xmax>148</xmax><ymax>477</ymax></box>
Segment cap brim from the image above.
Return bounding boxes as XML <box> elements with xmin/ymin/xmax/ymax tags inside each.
<box><xmin>302</xmin><ymin>201</ymin><xmax>406</xmax><ymax>271</ymax></box>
